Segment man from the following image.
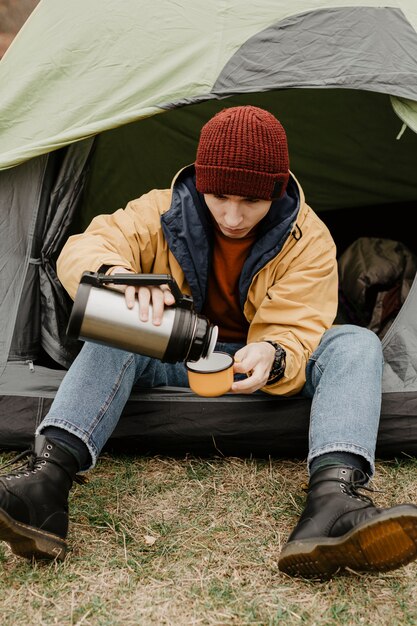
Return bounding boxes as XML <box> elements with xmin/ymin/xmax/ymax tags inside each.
<box><xmin>1</xmin><ymin>105</ymin><xmax>417</xmax><ymax>577</ymax></box>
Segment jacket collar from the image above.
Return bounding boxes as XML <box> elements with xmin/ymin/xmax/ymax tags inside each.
<box><xmin>162</xmin><ymin>165</ymin><xmax>300</xmax><ymax>311</ymax></box>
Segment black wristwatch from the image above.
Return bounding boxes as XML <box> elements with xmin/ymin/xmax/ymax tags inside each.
<box><xmin>264</xmin><ymin>341</ymin><xmax>286</xmax><ymax>385</ymax></box>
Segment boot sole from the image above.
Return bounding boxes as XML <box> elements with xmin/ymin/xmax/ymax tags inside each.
<box><xmin>0</xmin><ymin>508</ymin><xmax>67</xmax><ymax>561</ymax></box>
<box><xmin>278</xmin><ymin>505</ymin><xmax>417</xmax><ymax>578</ymax></box>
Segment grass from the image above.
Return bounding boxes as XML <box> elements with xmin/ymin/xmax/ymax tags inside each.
<box><xmin>1</xmin><ymin>453</ymin><xmax>417</xmax><ymax>625</ymax></box>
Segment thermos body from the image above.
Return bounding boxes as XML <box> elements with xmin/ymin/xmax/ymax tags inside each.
<box><xmin>72</xmin><ymin>283</ymin><xmax>176</xmax><ymax>357</ymax></box>
<box><xmin>67</xmin><ymin>272</ymin><xmax>218</xmax><ymax>363</ymax></box>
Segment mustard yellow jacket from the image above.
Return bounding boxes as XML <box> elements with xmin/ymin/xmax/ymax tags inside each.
<box><xmin>57</xmin><ymin>166</ymin><xmax>338</xmax><ymax>396</ymax></box>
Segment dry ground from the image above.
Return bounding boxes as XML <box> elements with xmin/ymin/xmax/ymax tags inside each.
<box><xmin>0</xmin><ymin>453</ymin><xmax>417</xmax><ymax>625</ymax></box>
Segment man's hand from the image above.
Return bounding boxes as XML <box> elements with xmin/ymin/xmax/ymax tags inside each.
<box><xmin>231</xmin><ymin>341</ymin><xmax>276</xmax><ymax>394</ymax></box>
<box><xmin>106</xmin><ymin>267</ymin><xmax>175</xmax><ymax>325</ymax></box>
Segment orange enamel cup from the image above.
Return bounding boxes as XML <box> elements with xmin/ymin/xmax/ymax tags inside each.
<box><xmin>186</xmin><ymin>352</ymin><xmax>234</xmax><ymax>397</ymax></box>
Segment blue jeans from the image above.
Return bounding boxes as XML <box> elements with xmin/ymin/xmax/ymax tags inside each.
<box><xmin>37</xmin><ymin>325</ymin><xmax>383</xmax><ymax>475</ymax></box>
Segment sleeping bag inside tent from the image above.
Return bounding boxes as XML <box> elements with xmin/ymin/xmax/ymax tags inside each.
<box><xmin>1</xmin><ymin>0</ymin><xmax>417</xmax><ymax>458</ymax></box>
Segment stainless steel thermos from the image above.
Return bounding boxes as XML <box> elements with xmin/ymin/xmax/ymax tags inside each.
<box><xmin>66</xmin><ymin>272</ymin><xmax>218</xmax><ymax>363</ymax></box>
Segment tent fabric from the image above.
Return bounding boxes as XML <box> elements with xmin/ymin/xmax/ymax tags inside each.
<box><xmin>382</xmin><ymin>278</ymin><xmax>417</xmax><ymax>392</ymax></box>
<box><xmin>211</xmin><ymin>7</ymin><xmax>417</xmax><ymax>99</ymax></box>
<box><xmin>1</xmin><ymin>1</ymin><xmax>417</xmax><ymax>169</ymax></box>
<box><xmin>1</xmin><ymin>142</ymin><xmax>94</xmax><ymax>376</ymax></box>
<box><xmin>391</xmin><ymin>96</ymin><xmax>417</xmax><ymax>133</ymax></box>
<box><xmin>1</xmin><ymin>0</ymin><xmax>417</xmax><ymax>454</ymax></box>
<box><xmin>1</xmin><ymin>376</ymin><xmax>416</xmax><ymax>459</ymax></box>
<box><xmin>0</xmin><ymin>155</ymin><xmax>48</xmax><ymax>374</ymax></box>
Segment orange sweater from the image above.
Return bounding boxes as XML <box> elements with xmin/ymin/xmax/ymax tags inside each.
<box><xmin>202</xmin><ymin>225</ymin><xmax>256</xmax><ymax>342</ymax></box>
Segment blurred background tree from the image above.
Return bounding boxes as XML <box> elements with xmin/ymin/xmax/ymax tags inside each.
<box><xmin>0</xmin><ymin>0</ymin><xmax>40</xmax><ymax>58</ymax></box>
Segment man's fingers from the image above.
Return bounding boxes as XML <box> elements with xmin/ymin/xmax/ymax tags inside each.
<box><xmin>232</xmin><ymin>357</ymin><xmax>270</xmax><ymax>394</ymax></box>
<box><xmin>124</xmin><ymin>285</ymin><xmax>137</xmax><ymax>309</ymax></box>
<box><xmin>231</xmin><ymin>377</ymin><xmax>257</xmax><ymax>394</ymax></box>
<box><xmin>138</xmin><ymin>286</ymin><xmax>151</xmax><ymax>320</ymax></box>
<box><xmin>163</xmin><ymin>288</ymin><xmax>175</xmax><ymax>305</ymax></box>
<box><xmin>233</xmin><ymin>359</ymin><xmax>247</xmax><ymax>374</ymax></box>
<box><xmin>122</xmin><ymin>283</ymin><xmax>174</xmax><ymax>324</ymax></box>
<box><xmin>150</xmin><ymin>287</ymin><xmax>165</xmax><ymax>324</ymax></box>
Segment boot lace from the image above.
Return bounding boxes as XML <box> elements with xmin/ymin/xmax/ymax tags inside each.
<box><xmin>304</xmin><ymin>468</ymin><xmax>382</xmax><ymax>503</ymax></box>
<box><xmin>0</xmin><ymin>448</ymin><xmax>39</xmax><ymax>477</ymax></box>
<box><xmin>0</xmin><ymin>448</ymin><xmax>87</xmax><ymax>484</ymax></box>
<box><xmin>345</xmin><ymin>472</ymin><xmax>379</xmax><ymax>504</ymax></box>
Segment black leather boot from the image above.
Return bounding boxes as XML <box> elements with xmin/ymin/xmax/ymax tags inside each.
<box><xmin>0</xmin><ymin>435</ymin><xmax>82</xmax><ymax>561</ymax></box>
<box><xmin>278</xmin><ymin>465</ymin><xmax>417</xmax><ymax>578</ymax></box>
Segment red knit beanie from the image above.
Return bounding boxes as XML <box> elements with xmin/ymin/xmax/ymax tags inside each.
<box><xmin>195</xmin><ymin>105</ymin><xmax>289</xmax><ymax>200</ymax></box>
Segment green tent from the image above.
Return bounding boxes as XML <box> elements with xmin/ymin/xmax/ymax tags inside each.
<box><xmin>1</xmin><ymin>0</ymin><xmax>417</xmax><ymax>456</ymax></box>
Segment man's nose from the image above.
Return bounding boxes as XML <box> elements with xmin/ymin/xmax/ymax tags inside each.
<box><xmin>224</xmin><ymin>203</ymin><xmax>243</xmax><ymax>226</ymax></box>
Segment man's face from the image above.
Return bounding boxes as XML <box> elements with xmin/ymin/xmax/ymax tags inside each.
<box><xmin>203</xmin><ymin>194</ymin><xmax>272</xmax><ymax>239</ymax></box>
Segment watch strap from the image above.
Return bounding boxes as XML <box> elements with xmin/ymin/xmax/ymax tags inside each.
<box><xmin>264</xmin><ymin>341</ymin><xmax>286</xmax><ymax>385</ymax></box>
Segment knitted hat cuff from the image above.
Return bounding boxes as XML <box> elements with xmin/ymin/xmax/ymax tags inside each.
<box><xmin>195</xmin><ymin>164</ymin><xmax>289</xmax><ymax>200</ymax></box>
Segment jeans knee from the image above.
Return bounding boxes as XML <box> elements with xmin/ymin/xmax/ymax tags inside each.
<box><xmin>80</xmin><ymin>342</ymin><xmax>135</xmax><ymax>371</ymax></box>
<box><xmin>331</xmin><ymin>325</ymin><xmax>383</xmax><ymax>365</ymax></box>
